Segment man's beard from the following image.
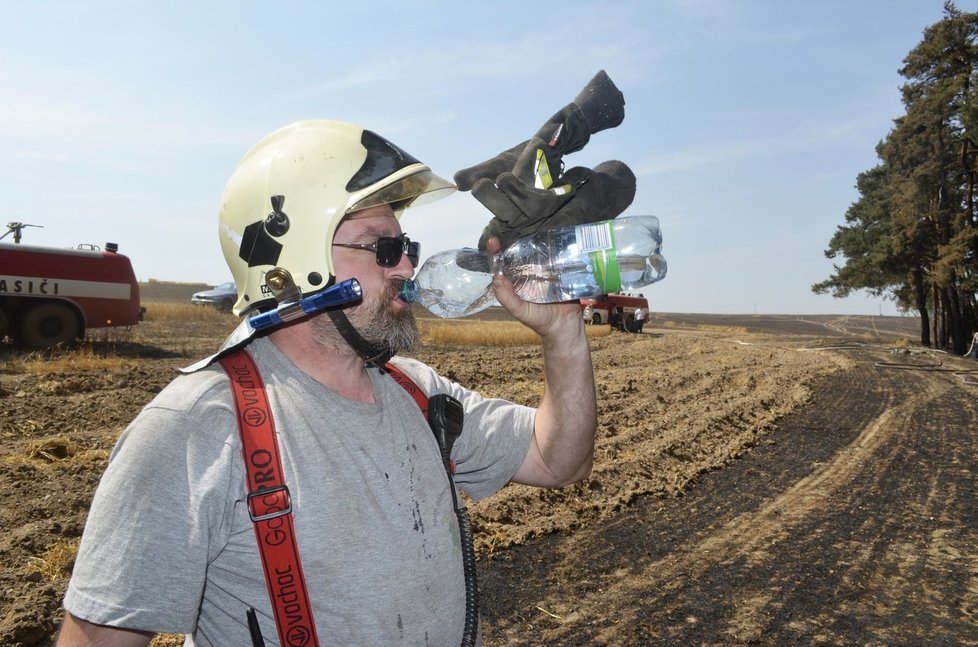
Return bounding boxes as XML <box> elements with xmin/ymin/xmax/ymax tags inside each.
<box><xmin>309</xmin><ymin>280</ymin><xmax>420</xmax><ymax>355</ymax></box>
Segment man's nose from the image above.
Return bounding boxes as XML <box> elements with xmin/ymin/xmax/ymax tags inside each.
<box><xmin>388</xmin><ymin>247</ymin><xmax>415</xmax><ymax>278</ymax></box>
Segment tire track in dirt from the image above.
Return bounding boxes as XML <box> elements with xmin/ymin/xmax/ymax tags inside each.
<box><xmin>479</xmin><ymin>350</ymin><xmax>978</xmax><ymax>646</ymax></box>
<box><xmin>583</xmin><ymin>367</ymin><xmax>925</xmax><ymax>644</ymax></box>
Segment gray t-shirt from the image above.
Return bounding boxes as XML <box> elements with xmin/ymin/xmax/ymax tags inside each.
<box><xmin>63</xmin><ymin>337</ymin><xmax>535</xmax><ymax>645</ymax></box>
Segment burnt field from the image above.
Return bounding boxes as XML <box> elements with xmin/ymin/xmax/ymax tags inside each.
<box><xmin>1</xmin><ymin>294</ymin><xmax>976</xmax><ymax>645</ymax></box>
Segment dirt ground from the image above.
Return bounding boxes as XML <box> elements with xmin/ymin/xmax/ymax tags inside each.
<box><xmin>1</xmin><ymin>293</ymin><xmax>976</xmax><ymax>646</ymax></box>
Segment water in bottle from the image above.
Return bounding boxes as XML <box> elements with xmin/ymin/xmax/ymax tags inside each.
<box><xmin>400</xmin><ymin>215</ymin><xmax>667</xmax><ymax>319</ymax></box>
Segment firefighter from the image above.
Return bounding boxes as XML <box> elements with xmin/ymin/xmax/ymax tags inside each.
<box><xmin>57</xmin><ymin>120</ymin><xmax>599</xmax><ymax>646</ymax></box>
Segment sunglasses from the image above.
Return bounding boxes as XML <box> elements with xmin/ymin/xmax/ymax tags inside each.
<box><xmin>332</xmin><ymin>233</ymin><xmax>420</xmax><ymax>268</ymax></box>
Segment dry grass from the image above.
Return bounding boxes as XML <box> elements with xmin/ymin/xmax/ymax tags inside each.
<box><xmin>585</xmin><ymin>325</ymin><xmax>614</xmax><ymax>338</ymax></box>
<box><xmin>28</xmin><ymin>539</ymin><xmax>80</xmax><ymax>582</ymax></box>
<box><xmin>419</xmin><ymin>318</ymin><xmax>612</xmax><ymax>346</ymax></box>
<box><xmin>24</xmin><ymin>436</ymin><xmax>79</xmax><ymax>462</ymax></box>
<box><xmin>0</xmin><ymin>344</ymin><xmax>137</xmax><ymax>375</ymax></box>
<box><xmin>1</xmin><ymin>436</ymin><xmax>110</xmax><ymax>466</ymax></box>
<box><xmin>658</xmin><ymin>319</ymin><xmax>750</xmax><ymax>335</ymax></box>
<box><xmin>143</xmin><ymin>301</ymin><xmax>234</xmax><ymax>323</ymax></box>
<box><xmin>419</xmin><ymin>319</ymin><xmax>539</xmax><ymax>345</ymax></box>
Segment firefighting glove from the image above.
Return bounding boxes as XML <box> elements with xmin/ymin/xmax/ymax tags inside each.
<box><xmin>454</xmin><ymin>70</ymin><xmax>637</xmax><ymax>251</ymax></box>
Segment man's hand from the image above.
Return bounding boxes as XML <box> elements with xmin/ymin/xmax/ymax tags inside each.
<box><xmin>486</xmin><ymin>237</ymin><xmax>582</xmax><ymax>339</ymax></box>
<box><xmin>491</xmin><ymin>273</ymin><xmax>584</xmax><ymax>341</ymax></box>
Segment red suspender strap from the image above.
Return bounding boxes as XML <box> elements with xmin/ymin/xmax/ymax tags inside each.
<box><xmin>384</xmin><ymin>362</ymin><xmax>428</xmax><ymax>420</ymax></box>
<box><xmin>219</xmin><ymin>350</ymin><xmax>320</xmax><ymax>647</ymax></box>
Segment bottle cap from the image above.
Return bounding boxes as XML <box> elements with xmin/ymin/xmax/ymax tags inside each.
<box><xmin>399</xmin><ymin>279</ymin><xmax>418</xmax><ymax>303</ymax></box>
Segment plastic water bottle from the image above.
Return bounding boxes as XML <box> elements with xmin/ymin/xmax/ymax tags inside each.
<box><xmin>400</xmin><ymin>215</ymin><xmax>667</xmax><ymax>318</ymax></box>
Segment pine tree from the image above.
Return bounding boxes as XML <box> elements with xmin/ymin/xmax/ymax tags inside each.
<box><xmin>815</xmin><ymin>2</ymin><xmax>978</xmax><ymax>352</ymax></box>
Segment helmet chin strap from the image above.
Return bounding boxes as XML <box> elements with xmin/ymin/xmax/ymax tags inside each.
<box><xmin>326</xmin><ymin>309</ymin><xmax>396</xmax><ymax>368</ymax></box>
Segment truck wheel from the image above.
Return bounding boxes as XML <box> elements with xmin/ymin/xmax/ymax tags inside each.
<box><xmin>0</xmin><ymin>308</ymin><xmax>7</xmax><ymax>341</ymax></box>
<box><xmin>19</xmin><ymin>303</ymin><xmax>82</xmax><ymax>349</ymax></box>
<box><xmin>592</xmin><ymin>313</ymin><xmax>602</xmax><ymax>325</ymax></box>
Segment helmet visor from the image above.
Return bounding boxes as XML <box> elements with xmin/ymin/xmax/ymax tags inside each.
<box><xmin>347</xmin><ymin>168</ymin><xmax>456</xmax><ymax>214</ymax></box>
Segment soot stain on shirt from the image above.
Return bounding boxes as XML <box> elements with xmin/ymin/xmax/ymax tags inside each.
<box><xmin>411</xmin><ymin>499</ymin><xmax>424</xmax><ymax>533</ymax></box>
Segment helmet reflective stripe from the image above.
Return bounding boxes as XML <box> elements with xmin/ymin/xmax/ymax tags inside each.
<box><xmin>346</xmin><ymin>129</ymin><xmax>421</xmax><ymax>192</ymax></box>
<box><xmin>218</xmin><ymin>120</ymin><xmax>454</xmax><ymax>315</ymax></box>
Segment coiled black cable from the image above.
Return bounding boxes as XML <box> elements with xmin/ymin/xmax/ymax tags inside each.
<box><xmin>453</xmin><ymin>491</ymin><xmax>479</xmax><ymax>646</ymax></box>
<box><xmin>428</xmin><ymin>393</ymin><xmax>480</xmax><ymax>647</ymax></box>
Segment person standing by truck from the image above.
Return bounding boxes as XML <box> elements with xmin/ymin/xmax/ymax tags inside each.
<box><xmin>610</xmin><ymin>304</ymin><xmax>623</xmax><ymax>330</ymax></box>
<box><xmin>633</xmin><ymin>305</ymin><xmax>645</xmax><ymax>333</ymax></box>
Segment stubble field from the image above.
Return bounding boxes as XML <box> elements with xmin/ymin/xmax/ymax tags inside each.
<box><xmin>1</xmin><ymin>286</ymin><xmax>976</xmax><ymax>645</ymax></box>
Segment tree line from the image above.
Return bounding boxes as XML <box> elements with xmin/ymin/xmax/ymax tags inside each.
<box><xmin>814</xmin><ymin>2</ymin><xmax>978</xmax><ymax>354</ymax></box>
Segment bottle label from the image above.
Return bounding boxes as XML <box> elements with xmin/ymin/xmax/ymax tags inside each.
<box><xmin>577</xmin><ymin>221</ymin><xmax>621</xmax><ymax>293</ymax></box>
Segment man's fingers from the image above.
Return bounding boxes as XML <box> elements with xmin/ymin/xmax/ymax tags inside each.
<box><xmin>484</xmin><ymin>237</ymin><xmax>503</xmax><ymax>255</ymax></box>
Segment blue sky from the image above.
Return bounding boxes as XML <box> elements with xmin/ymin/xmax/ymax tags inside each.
<box><xmin>2</xmin><ymin>0</ymin><xmax>972</xmax><ymax>315</ymax></box>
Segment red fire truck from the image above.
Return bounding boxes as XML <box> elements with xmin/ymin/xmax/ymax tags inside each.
<box><xmin>0</xmin><ymin>241</ymin><xmax>143</xmax><ymax>348</ymax></box>
<box><xmin>581</xmin><ymin>292</ymin><xmax>649</xmax><ymax>333</ymax></box>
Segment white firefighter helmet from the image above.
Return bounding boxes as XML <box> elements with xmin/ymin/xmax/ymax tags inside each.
<box><xmin>218</xmin><ymin>120</ymin><xmax>455</xmax><ymax>315</ymax></box>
